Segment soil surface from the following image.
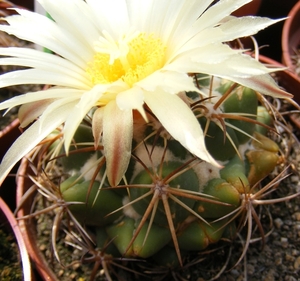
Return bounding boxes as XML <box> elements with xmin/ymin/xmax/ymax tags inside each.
<box><xmin>0</xmin><ymin>227</ymin><xmax>23</xmax><ymax>281</ymax></box>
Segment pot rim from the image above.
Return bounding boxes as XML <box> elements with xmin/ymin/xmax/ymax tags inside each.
<box><xmin>16</xmin><ymin>157</ymin><xmax>59</xmax><ymax>281</ymax></box>
<box><xmin>0</xmin><ymin>196</ymin><xmax>33</xmax><ymax>281</ymax></box>
<box><xmin>256</xmin><ymin>54</ymin><xmax>300</xmax><ymax>100</ymax></box>
<box><xmin>282</xmin><ymin>1</ymin><xmax>300</xmax><ymax>72</ymax></box>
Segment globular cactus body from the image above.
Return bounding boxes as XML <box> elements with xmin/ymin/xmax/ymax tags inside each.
<box><xmin>58</xmin><ymin>77</ymin><xmax>281</xmax><ymax>269</ymax></box>
<box><xmin>61</xmin><ymin>178</ymin><xmax>123</xmax><ymax>226</ymax></box>
<box><xmin>130</xmin><ymin>161</ymin><xmax>200</xmax><ymax>227</ymax></box>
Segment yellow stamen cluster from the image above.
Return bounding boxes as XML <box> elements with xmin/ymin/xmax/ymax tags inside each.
<box><xmin>87</xmin><ymin>33</ymin><xmax>166</xmax><ymax>87</ymax></box>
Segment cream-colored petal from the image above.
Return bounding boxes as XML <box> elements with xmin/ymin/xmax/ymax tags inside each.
<box><xmin>86</xmin><ymin>0</ymin><xmax>130</xmax><ymax>39</ymax></box>
<box><xmin>0</xmin><ymin>46</ymin><xmax>81</xmax><ymax>70</ymax></box>
<box><xmin>165</xmin><ymin>47</ymin><xmax>291</xmax><ymax>99</ymax></box>
<box><xmin>231</xmin><ymin>74</ymin><xmax>293</xmax><ymax>98</ymax></box>
<box><xmin>0</xmin><ymin>69</ymin><xmax>89</xmax><ymax>90</ymax></box>
<box><xmin>0</xmin><ymin>47</ymin><xmax>91</xmax><ymax>87</ymax></box>
<box><xmin>92</xmin><ymin>107</ymin><xmax>104</xmax><ymax>148</ymax></box>
<box><xmin>39</xmin><ymin>96</ymin><xmax>81</xmax><ymax>132</ymax></box>
<box><xmin>166</xmin><ymin>46</ymin><xmax>285</xmax><ymax>78</ymax></box>
<box><xmin>63</xmin><ymin>85</ymin><xmax>108</xmax><ymax>153</ymax></box>
<box><xmin>38</xmin><ymin>0</ymin><xmax>99</xmax><ymax>51</ymax></box>
<box><xmin>137</xmin><ymin>71</ymin><xmax>199</xmax><ymax>94</ymax></box>
<box><xmin>18</xmin><ymin>99</ymin><xmax>54</xmax><ymax>127</ymax></box>
<box><xmin>165</xmin><ymin>0</ymin><xmax>214</xmax><ymax>38</ymax></box>
<box><xmin>160</xmin><ymin>0</ymin><xmax>214</xmax><ymax>55</ymax></box>
<box><xmin>0</xmin><ymin>100</ymin><xmax>76</xmax><ymax>185</ymax></box>
<box><xmin>194</xmin><ymin>0</ymin><xmax>251</xmax><ymax>31</ymax></box>
<box><xmin>144</xmin><ymin>90</ymin><xmax>220</xmax><ymax>167</ymax></box>
<box><xmin>167</xmin><ymin>29</ymin><xmax>231</xmax><ymax>62</ymax></box>
<box><xmin>1</xmin><ymin>10</ymin><xmax>91</xmax><ymax>67</ymax></box>
<box><xmin>0</xmin><ymin>88</ymin><xmax>84</xmax><ymax>112</ymax></box>
<box><xmin>0</xmin><ymin>57</ymin><xmax>91</xmax><ymax>88</ymax></box>
<box><xmin>116</xmin><ymin>86</ymin><xmax>146</xmax><ymax>120</ymax></box>
<box><xmin>168</xmin><ymin>4</ymin><xmax>284</xmax><ymax>66</ymax></box>
<box><xmin>218</xmin><ymin>16</ymin><xmax>284</xmax><ymax>41</ymax></box>
<box><xmin>103</xmin><ymin>100</ymin><xmax>133</xmax><ymax>186</ymax></box>
<box><xmin>124</xmin><ymin>0</ymin><xmax>171</xmax><ymax>34</ymax></box>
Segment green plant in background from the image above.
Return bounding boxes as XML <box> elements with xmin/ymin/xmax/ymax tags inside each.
<box><xmin>0</xmin><ymin>0</ymin><xmax>299</xmax><ymax>280</ymax></box>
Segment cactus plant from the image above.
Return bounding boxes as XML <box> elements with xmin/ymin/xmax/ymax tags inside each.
<box><xmin>15</xmin><ymin>73</ymin><xmax>298</xmax><ymax>280</ymax></box>
<box><xmin>0</xmin><ymin>0</ymin><xmax>299</xmax><ymax>280</ymax></box>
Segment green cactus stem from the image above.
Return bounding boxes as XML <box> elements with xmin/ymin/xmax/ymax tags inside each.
<box><xmin>246</xmin><ymin>132</ymin><xmax>280</xmax><ymax>185</ymax></box>
<box><xmin>61</xmin><ymin>177</ymin><xmax>123</xmax><ymax>226</ymax></box>
<box><xmin>198</xmin><ymin>117</ymin><xmax>240</xmax><ymax>161</ymax></box>
<box><xmin>221</xmin><ymin>83</ymin><xmax>258</xmax><ymax>144</ymax></box>
<box><xmin>220</xmin><ymin>155</ymin><xmax>250</xmax><ymax>194</ymax></box>
<box><xmin>255</xmin><ymin>106</ymin><xmax>273</xmax><ymax>135</ymax></box>
<box><xmin>106</xmin><ymin>217</ymin><xmax>171</xmax><ymax>258</ymax></box>
<box><xmin>61</xmin><ymin>124</ymin><xmax>98</xmax><ymax>171</ymax></box>
<box><xmin>177</xmin><ymin>219</ymin><xmax>227</xmax><ymax>251</ymax></box>
<box><xmin>130</xmin><ymin>161</ymin><xmax>200</xmax><ymax>227</ymax></box>
<box><xmin>194</xmin><ymin>178</ymin><xmax>241</xmax><ymax>219</ymax></box>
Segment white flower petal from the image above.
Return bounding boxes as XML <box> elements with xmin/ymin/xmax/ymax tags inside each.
<box><xmin>144</xmin><ymin>90</ymin><xmax>220</xmax><ymax>166</ymax></box>
<box><xmin>0</xmin><ymin>100</ymin><xmax>76</xmax><ymax>185</ymax></box>
<box><xmin>0</xmin><ymin>69</ymin><xmax>89</xmax><ymax>89</ymax></box>
<box><xmin>231</xmin><ymin>74</ymin><xmax>292</xmax><ymax>98</ymax></box>
<box><xmin>161</xmin><ymin>0</ymin><xmax>214</xmax><ymax>55</ymax></box>
<box><xmin>218</xmin><ymin>16</ymin><xmax>284</xmax><ymax>41</ymax></box>
<box><xmin>0</xmin><ymin>57</ymin><xmax>91</xmax><ymax>88</ymax></box>
<box><xmin>116</xmin><ymin>86</ymin><xmax>146</xmax><ymax>119</ymax></box>
<box><xmin>63</xmin><ymin>84</ymin><xmax>111</xmax><ymax>153</ymax></box>
<box><xmin>137</xmin><ymin>71</ymin><xmax>199</xmax><ymax>94</ymax></box>
<box><xmin>92</xmin><ymin>107</ymin><xmax>104</xmax><ymax>148</ymax></box>
<box><xmin>0</xmin><ymin>88</ymin><xmax>84</xmax><ymax>112</ymax></box>
<box><xmin>86</xmin><ymin>0</ymin><xmax>130</xmax><ymax>39</ymax></box>
<box><xmin>39</xmin><ymin>97</ymin><xmax>81</xmax><ymax>131</ymax></box>
<box><xmin>38</xmin><ymin>0</ymin><xmax>99</xmax><ymax>50</ymax></box>
<box><xmin>0</xmin><ymin>47</ymin><xmax>91</xmax><ymax>86</ymax></box>
<box><xmin>170</xmin><ymin>16</ymin><xmax>283</xmax><ymax>60</ymax></box>
<box><xmin>18</xmin><ymin>99</ymin><xmax>54</xmax><ymax>127</ymax></box>
<box><xmin>194</xmin><ymin>0</ymin><xmax>251</xmax><ymax>31</ymax></box>
<box><xmin>0</xmin><ymin>9</ymin><xmax>91</xmax><ymax>67</ymax></box>
<box><xmin>165</xmin><ymin>0</ymin><xmax>214</xmax><ymax>37</ymax></box>
<box><xmin>166</xmin><ymin>46</ymin><xmax>285</xmax><ymax>79</ymax></box>
<box><xmin>103</xmin><ymin>100</ymin><xmax>133</xmax><ymax>186</ymax></box>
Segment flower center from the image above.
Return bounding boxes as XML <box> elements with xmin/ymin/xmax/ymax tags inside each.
<box><xmin>87</xmin><ymin>33</ymin><xmax>166</xmax><ymax>87</ymax></box>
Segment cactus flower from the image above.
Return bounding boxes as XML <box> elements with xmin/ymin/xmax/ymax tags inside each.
<box><xmin>0</xmin><ymin>0</ymin><xmax>292</xmax><ymax>185</ymax></box>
